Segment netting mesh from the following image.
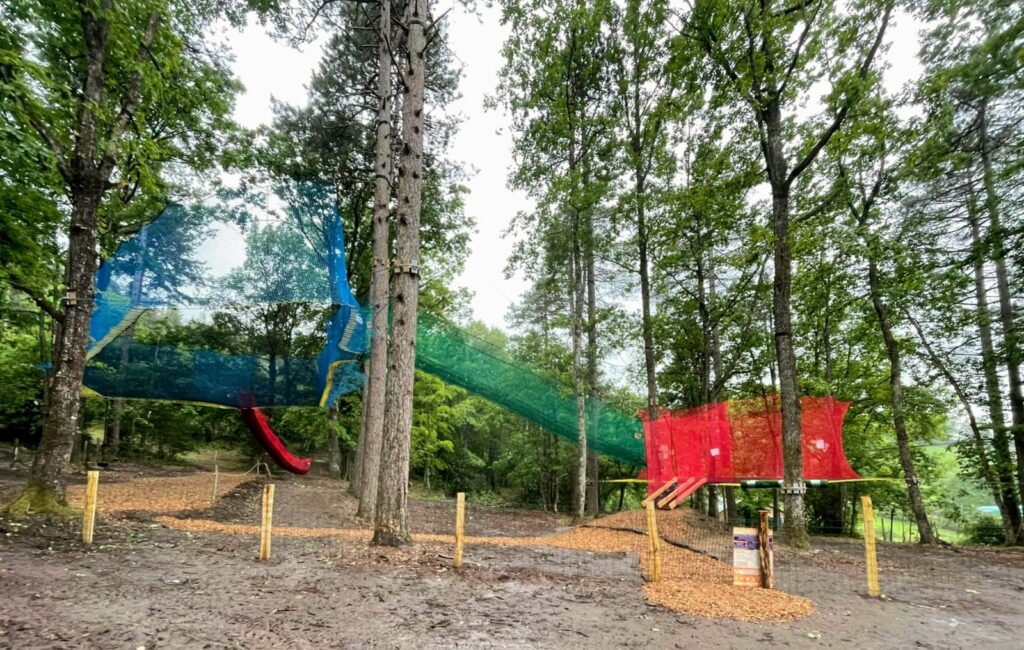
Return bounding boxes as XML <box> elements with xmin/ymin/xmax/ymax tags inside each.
<box><xmin>642</xmin><ymin>396</ymin><xmax>859</xmax><ymax>493</ymax></box>
<box><xmin>414</xmin><ymin>312</ymin><xmax>647</xmax><ymax>466</ymax></box>
<box><xmin>84</xmin><ymin>187</ymin><xmax>367</xmax><ymax>409</ymax></box>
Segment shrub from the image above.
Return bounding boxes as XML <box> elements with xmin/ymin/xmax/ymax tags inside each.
<box><xmin>963</xmin><ymin>515</ymin><xmax>1005</xmax><ymax>545</ymax></box>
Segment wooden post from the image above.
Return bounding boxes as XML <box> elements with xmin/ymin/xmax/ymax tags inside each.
<box><xmin>259</xmin><ymin>484</ymin><xmax>275</xmax><ymax>561</ymax></box>
<box><xmin>82</xmin><ymin>470</ymin><xmax>99</xmax><ymax>545</ymax></box>
<box><xmin>454</xmin><ymin>492</ymin><xmax>466</xmax><ymax>569</ymax></box>
<box><xmin>758</xmin><ymin>510</ymin><xmax>774</xmax><ymax>589</ymax></box>
<box><xmin>212</xmin><ymin>465</ymin><xmax>220</xmax><ymax>504</ymax></box>
<box><xmin>861</xmin><ymin>495</ymin><xmax>880</xmax><ymax>597</ymax></box>
<box><xmin>645</xmin><ymin>503</ymin><xmax>662</xmax><ymax>582</ymax></box>
<box><xmin>10</xmin><ymin>438</ymin><xmax>18</xmax><ymax>469</ymax></box>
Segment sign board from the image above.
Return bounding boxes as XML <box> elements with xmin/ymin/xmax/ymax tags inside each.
<box><xmin>732</xmin><ymin>526</ymin><xmax>773</xmax><ymax>587</ymax></box>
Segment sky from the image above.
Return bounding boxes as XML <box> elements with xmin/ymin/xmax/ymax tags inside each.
<box><xmin>225</xmin><ymin>4</ymin><xmax>532</xmax><ymax>329</ymax></box>
<box><xmin>223</xmin><ymin>5</ymin><xmax>924</xmax><ymax>331</ymax></box>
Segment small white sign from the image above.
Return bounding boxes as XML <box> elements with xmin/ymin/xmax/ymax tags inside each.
<box><xmin>815</xmin><ymin>439</ymin><xmax>826</xmax><ymax>450</ymax></box>
<box><xmin>710</xmin><ymin>448</ymin><xmax>720</xmax><ymax>457</ymax></box>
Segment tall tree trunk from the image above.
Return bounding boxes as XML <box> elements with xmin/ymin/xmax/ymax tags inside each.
<box><xmin>966</xmin><ymin>185</ymin><xmax>1023</xmax><ymax>541</ymax></box>
<box><xmin>866</xmin><ymin>259</ymin><xmax>935</xmax><ymax>544</ymax></box>
<box><xmin>327</xmin><ymin>407</ymin><xmax>342</xmax><ymax>479</ymax></box>
<box><xmin>908</xmin><ymin>313</ymin><xmax>1018</xmax><ymax>543</ymax></box>
<box><xmin>571</xmin><ymin>208</ymin><xmax>587</xmax><ymax>522</ymax></box>
<box><xmin>27</xmin><ymin>192</ymin><xmax>102</xmax><ymax>503</ymax></box>
<box><xmin>355</xmin><ymin>0</ymin><xmax>393</xmax><ymax>516</ymax></box>
<box><xmin>978</xmin><ymin>100</ymin><xmax>1024</xmax><ymax>543</ymax></box>
<box><xmin>103</xmin><ymin>400</ymin><xmax>122</xmax><ymax>460</ymax></box>
<box><xmin>764</xmin><ymin>99</ymin><xmax>808</xmax><ymax>547</ymax></box>
<box><xmin>372</xmin><ymin>0</ymin><xmax>427</xmax><ymax>547</ymax></box>
<box><xmin>636</xmin><ymin>172</ymin><xmax>659</xmax><ymax>422</ymax></box>
<box><xmin>585</xmin><ymin>235</ymin><xmax>599</xmax><ymax>517</ymax></box>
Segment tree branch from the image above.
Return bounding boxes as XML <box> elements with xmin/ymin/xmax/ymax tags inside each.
<box><xmin>97</xmin><ymin>12</ymin><xmax>161</xmax><ymax>181</ymax></box>
<box><xmin>785</xmin><ymin>2</ymin><xmax>892</xmax><ymax>187</ymax></box>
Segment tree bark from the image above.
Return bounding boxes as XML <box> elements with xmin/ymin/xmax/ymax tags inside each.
<box><xmin>372</xmin><ymin>0</ymin><xmax>427</xmax><ymax>547</ymax></box>
<box><xmin>908</xmin><ymin>313</ymin><xmax>1017</xmax><ymax>543</ymax></box>
<box><xmin>585</xmin><ymin>233</ymin><xmax>599</xmax><ymax>517</ymax></box>
<box><xmin>977</xmin><ymin>100</ymin><xmax>1024</xmax><ymax>543</ymax></box>
<box><xmin>966</xmin><ymin>183</ymin><xmax>1023</xmax><ymax>542</ymax></box>
<box><xmin>355</xmin><ymin>0</ymin><xmax>393</xmax><ymax>517</ymax></box>
<box><xmin>866</xmin><ymin>258</ymin><xmax>935</xmax><ymax>543</ymax></box>
<box><xmin>764</xmin><ymin>97</ymin><xmax>808</xmax><ymax>547</ymax></box>
<box><xmin>327</xmin><ymin>407</ymin><xmax>342</xmax><ymax>479</ymax></box>
<box><xmin>571</xmin><ymin>209</ymin><xmax>588</xmax><ymax>522</ymax></box>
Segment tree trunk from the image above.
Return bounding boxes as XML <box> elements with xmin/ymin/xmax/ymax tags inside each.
<box><xmin>355</xmin><ymin>0</ymin><xmax>393</xmax><ymax>516</ymax></box>
<box><xmin>908</xmin><ymin>312</ymin><xmax>1018</xmax><ymax>543</ymax></box>
<box><xmin>707</xmin><ymin>484</ymin><xmax>719</xmax><ymax>520</ymax></box>
<box><xmin>103</xmin><ymin>400</ymin><xmax>122</xmax><ymax>460</ymax></box>
<box><xmin>965</xmin><ymin>186</ymin><xmax>1022</xmax><ymax>541</ymax></box>
<box><xmin>978</xmin><ymin>100</ymin><xmax>1024</xmax><ymax>543</ymax></box>
<box><xmin>866</xmin><ymin>258</ymin><xmax>935</xmax><ymax>544</ymax></box>
<box><xmin>327</xmin><ymin>407</ymin><xmax>342</xmax><ymax>479</ymax></box>
<box><xmin>585</xmin><ymin>238</ymin><xmax>599</xmax><ymax>517</ymax></box>
<box><xmin>635</xmin><ymin>171</ymin><xmax>659</xmax><ymax>422</ymax></box>
<box><xmin>766</xmin><ymin>145</ymin><xmax>808</xmax><ymax>547</ymax></box>
<box><xmin>25</xmin><ymin>191</ymin><xmax>103</xmax><ymax>506</ymax></box>
<box><xmin>372</xmin><ymin>0</ymin><xmax>427</xmax><ymax>547</ymax></box>
<box><xmin>571</xmin><ymin>209</ymin><xmax>587</xmax><ymax>522</ymax></box>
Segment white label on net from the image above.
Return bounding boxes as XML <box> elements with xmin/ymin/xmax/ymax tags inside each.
<box><xmin>710</xmin><ymin>448</ymin><xmax>720</xmax><ymax>457</ymax></box>
<box><xmin>815</xmin><ymin>439</ymin><xmax>826</xmax><ymax>450</ymax></box>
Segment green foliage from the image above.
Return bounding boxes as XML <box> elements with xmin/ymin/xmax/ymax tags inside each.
<box><xmin>0</xmin><ymin>327</ymin><xmax>44</xmax><ymax>437</ymax></box>
<box><xmin>963</xmin><ymin>515</ymin><xmax>1006</xmax><ymax>546</ymax></box>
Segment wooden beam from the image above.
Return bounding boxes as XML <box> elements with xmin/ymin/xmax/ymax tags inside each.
<box><xmin>81</xmin><ymin>471</ymin><xmax>99</xmax><ymax>545</ymax></box>
<box><xmin>668</xmin><ymin>477</ymin><xmax>708</xmax><ymax>510</ymax></box>
<box><xmin>645</xmin><ymin>503</ymin><xmax>662</xmax><ymax>582</ymax></box>
<box><xmin>642</xmin><ymin>477</ymin><xmax>677</xmax><ymax>507</ymax></box>
<box><xmin>454</xmin><ymin>492</ymin><xmax>466</xmax><ymax>569</ymax></box>
<box><xmin>861</xmin><ymin>495</ymin><xmax>880</xmax><ymax>597</ymax></box>
<box><xmin>658</xmin><ymin>477</ymin><xmax>696</xmax><ymax>509</ymax></box>
<box><xmin>259</xmin><ymin>484</ymin><xmax>275</xmax><ymax>561</ymax></box>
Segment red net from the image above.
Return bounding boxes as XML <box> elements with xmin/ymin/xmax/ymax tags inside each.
<box><xmin>641</xmin><ymin>395</ymin><xmax>858</xmax><ymax>494</ymax></box>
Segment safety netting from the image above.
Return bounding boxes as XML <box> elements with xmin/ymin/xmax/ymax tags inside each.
<box><xmin>83</xmin><ymin>184</ymin><xmax>367</xmax><ymax>409</ymax></box>
<box><xmin>642</xmin><ymin>395</ymin><xmax>859</xmax><ymax>494</ymax></box>
<box><xmin>414</xmin><ymin>312</ymin><xmax>647</xmax><ymax>466</ymax></box>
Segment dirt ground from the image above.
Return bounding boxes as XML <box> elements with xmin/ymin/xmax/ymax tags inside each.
<box><xmin>1</xmin><ymin>465</ymin><xmax>1023</xmax><ymax>649</ymax></box>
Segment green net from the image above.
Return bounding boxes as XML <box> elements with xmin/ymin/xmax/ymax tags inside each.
<box><xmin>414</xmin><ymin>312</ymin><xmax>646</xmax><ymax>466</ymax></box>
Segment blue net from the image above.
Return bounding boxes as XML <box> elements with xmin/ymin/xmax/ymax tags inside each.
<box><xmin>84</xmin><ymin>185</ymin><xmax>367</xmax><ymax>409</ymax></box>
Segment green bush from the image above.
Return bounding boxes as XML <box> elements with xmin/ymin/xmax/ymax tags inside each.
<box><xmin>963</xmin><ymin>515</ymin><xmax>1004</xmax><ymax>545</ymax></box>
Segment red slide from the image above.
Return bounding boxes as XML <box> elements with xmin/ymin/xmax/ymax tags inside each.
<box><xmin>238</xmin><ymin>405</ymin><xmax>312</xmax><ymax>475</ymax></box>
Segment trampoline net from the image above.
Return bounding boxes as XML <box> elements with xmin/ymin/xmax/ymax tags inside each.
<box><xmin>642</xmin><ymin>395</ymin><xmax>859</xmax><ymax>493</ymax></box>
<box><xmin>84</xmin><ymin>184</ymin><xmax>367</xmax><ymax>409</ymax></box>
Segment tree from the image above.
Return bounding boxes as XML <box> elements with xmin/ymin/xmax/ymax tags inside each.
<box><xmin>497</xmin><ymin>0</ymin><xmax>616</xmax><ymax>520</ymax></box>
<box><xmin>355</xmin><ymin>0</ymin><xmax>394</xmax><ymax>518</ymax></box>
<box><xmin>372</xmin><ymin>0</ymin><xmax>430</xmax><ymax>546</ymax></box>
<box><xmin>914</xmin><ymin>0</ymin><xmax>1024</xmax><ymax>542</ymax></box>
<box><xmin>688</xmin><ymin>0</ymin><xmax>892</xmax><ymax>546</ymax></box>
<box><xmin>609</xmin><ymin>0</ymin><xmax>691</xmax><ymax>424</ymax></box>
<box><xmin>831</xmin><ymin>97</ymin><xmax>936</xmax><ymax>543</ymax></box>
<box><xmin>1</xmin><ymin>0</ymin><xmax>243</xmax><ymax>512</ymax></box>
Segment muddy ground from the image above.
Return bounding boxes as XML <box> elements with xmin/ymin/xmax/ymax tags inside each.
<box><xmin>1</xmin><ymin>465</ymin><xmax>1023</xmax><ymax>649</ymax></box>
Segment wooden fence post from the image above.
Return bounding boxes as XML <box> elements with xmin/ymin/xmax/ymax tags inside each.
<box><xmin>212</xmin><ymin>465</ymin><xmax>220</xmax><ymax>504</ymax></box>
<box><xmin>758</xmin><ymin>510</ymin><xmax>774</xmax><ymax>589</ymax></box>
<box><xmin>861</xmin><ymin>495</ymin><xmax>880</xmax><ymax>597</ymax></box>
<box><xmin>259</xmin><ymin>484</ymin><xmax>275</xmax><ymax>561</ymax></box>
<box><xmin>82</xmin><ymin>471</ymin><xmax>99</xmax><ymax>545</ymax></box>
<box><xmin>454</xmin><ymin>492</ymin><xmax>466</xmax><ymax>569</ymax></box>
<box><xmin>10</xmin><ymin>438</ymin><xmax>19</xmax><ymax>469</ymax></box>
<box><xmin>645</xmin><ymin>502</ymin><xmax>662</xmax><ymax>582</ymax></box>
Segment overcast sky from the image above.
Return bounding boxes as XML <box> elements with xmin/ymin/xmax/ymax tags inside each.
<box><xmin>224</xmin><ymin>4</ymin><xmax>924</xmax><ymax>330</ymax></box>
<box><xmin>226</xmin><ymin>4</ymin><xmax>532</xmax><ymax>330</ymax></box>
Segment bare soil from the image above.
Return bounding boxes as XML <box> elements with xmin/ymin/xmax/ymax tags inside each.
<box><xmin>1</xmin><ymin>465</ymin><xmax>1022</xmax><ymax>649</ymax></box>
